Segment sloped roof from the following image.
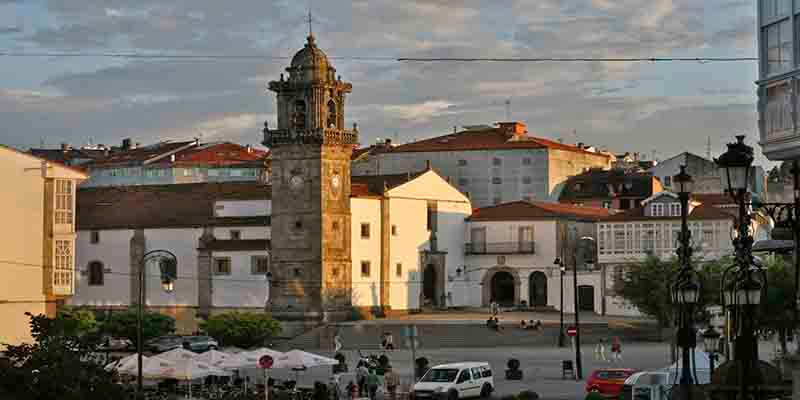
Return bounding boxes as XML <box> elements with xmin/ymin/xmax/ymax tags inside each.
<box><xmin>601</xmin><ymin>203</ymin><xmax>733</xmax><ymax>222</ymax></box>
<box><xmin>351</xmin><ymin>172</ymin><xmax>425</xmax><ymax>197</ymax></box>
<box><xmin>1</xmin><ymin>144</ymin><xmax>89</xmax><ymax>178</ymax></box>
<box><xmin>158</xmin><ymin>142</ymin><xmax>268</xmax><ymax>167</ymax></box>
<box><xmin>691</xmin><ymin>193</ymin><xmax>744</xmax><ymax>207</ymax></box>
<box><xmin>29</xmin><ymin>148</ymin><xmax>106</xmax><ymax>165</ymax></box>
<box><xmin>380</xmin><ymin>125</ymin><xmax>608</xmax><ymax>157</ymax></box>
<box><xmin>77</xmin><ymin>181</ymin><xmax>270</xmax><ymax>230</ymax></box>
<box><xmin>559</xmin><ymin>169</ymin><xmax>655</xmax><ymax>202</ymax></box>
<box><xmin>469</xmin><ymin>200</ymin><xmax>611</xmax><ymax>221</ymax></box>
<box><xmin>87</xmin><ymin>140</ymin><xmax>196</xmax><ymax>167</ymax></box>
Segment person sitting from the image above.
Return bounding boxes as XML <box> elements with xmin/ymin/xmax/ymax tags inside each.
<box><xmin>533</xmin><ymin>320</ymin><xmax>543</xmax><ymax>330</ymax></box>
<box><xmin>486</xmin><ymin>317</ymin><xmax>494</xmax><ymax>328</ymax></box>
<box><xmin>520</xmin><ymin>320</ymin><xmax>527</xmax><ymax>329</ymax></box>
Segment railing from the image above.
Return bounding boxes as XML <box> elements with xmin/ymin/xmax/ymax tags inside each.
<box><xmin>263</xmin><ymin>128</ymin><xmax>358</xmax><ymax>146</ymax></box>
<box><xmin>465</xmin><ymin>241</ymin><xmax>535</xmax><ymax>255</ymax></box>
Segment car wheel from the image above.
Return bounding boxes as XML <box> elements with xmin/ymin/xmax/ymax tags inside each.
<box><xmin>589</xmin><ymin>387</ymin><xmax>600</xmax><ymax>393</ymax></box>
<box><xmin>447</xmin><ymin>389</ymin><xmax>459</xmax><ymax>400</ymax></box>
<box><xmin>480</xmin><ymin>384</ymin><xmax>492</xmax><ymax>398</ymax></box>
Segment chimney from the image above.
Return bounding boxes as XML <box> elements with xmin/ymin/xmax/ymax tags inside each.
<box><xmin>384</xmin><ymin>138</ymin><xmax>392</xmax><ymax>147</ymax></box>
<box><xmin>246</xmin><ymin>144</ymin><xmax>252</xmax><ymax>153</ymax></box>
<box><xmin>453</xmin><ymin>126</ymin><xmax>457</xmax><ymax>134</ymax></box>
<box><xmin>577</xmin><ymin>142</ymin><xmax>584</xmax><ymax>149</ymax></box>
<box><xmin>122</xmin><ymin>138</ymin><xmax>132</xmax><ymax>150</ymax></box>
<box><xmin>497</xmin><ymin>122</ymin><xmax>527</xmax><ymax>136</ymax></box>
<box><xmin>425</xmin><ymin>160</ymin><xmax>432</xmax><ymax>170</ymax></box>
<box><xmin>60</xmin><ymin>143</ymin><xmax>69</xmax><ymax>152</ymax></box>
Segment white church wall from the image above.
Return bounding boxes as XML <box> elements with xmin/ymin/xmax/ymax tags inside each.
<box><xmin>211</xmin><ymin>250</ymin><xmax>268</xmax><ymax>308</ymax></box>
<box><xmin>387</xmin><ymin>197</ymin><xmax>429</xmax><ymax>311</ymax></box>
<box><xmin>350</xmin><ymin>198</ymin><xmax>382</xmax><ymax>308</ymax></box>
<box><xmin>72</xmin><ymin>229</ymin><xmax>134</xmax><ymax>307</ymax></box>
<box><xmin>214</xmin><ymin>199</ymin><xmax>271</xmax><ymax>218</ymax></box>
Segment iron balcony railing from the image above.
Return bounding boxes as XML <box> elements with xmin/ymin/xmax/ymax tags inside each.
<box><xmin>465</xmin><ymin>241</ymin><xmax>535</xmax><ymax>255</ymax></box>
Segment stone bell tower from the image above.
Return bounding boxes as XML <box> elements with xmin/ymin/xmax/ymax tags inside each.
<box><xmin>262</xmin><ymin>32</ymin><xmax>356</xmax><ymax>319</ymax></box>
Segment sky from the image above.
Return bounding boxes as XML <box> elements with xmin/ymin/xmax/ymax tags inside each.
<box><xmin>0</xmin><ymin>0</ymin><xmax>768</xmax><ymax>166</ymax></box>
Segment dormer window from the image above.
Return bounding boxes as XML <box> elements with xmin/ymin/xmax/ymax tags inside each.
<box><xmin>669</xmin><ymin>203</ymin><xmax>681</xmax><ymax>216</ymax></box>
<box><xmin>651</xmin><ymin>203</ymin><xmax>664</xmax><ymax>217</ymax></box>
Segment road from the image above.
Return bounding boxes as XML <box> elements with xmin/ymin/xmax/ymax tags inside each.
<box><xmin>247</xmin><ymin>341</ymin><xmax>783</xmax><ymax>400</ymax></box>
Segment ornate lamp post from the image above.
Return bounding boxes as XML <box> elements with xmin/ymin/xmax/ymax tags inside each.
<box><xmin>703</xmin><ymin>325</ymin><xmax>722</xmax><ymax>375</ymax></box>
<box><xmin>553</xmin><ymin>257</ymin><xmax>566</xmax><ymax>348</ymax></box>
<box><xmin>137</xmin><ymin>250</ymin><xmax>177</xmax><ymax>398</ymax></box>
<box><xmin>716</xmin><ymin>135</ymin><xmax>769</xmax><ymax>400</ymax></box>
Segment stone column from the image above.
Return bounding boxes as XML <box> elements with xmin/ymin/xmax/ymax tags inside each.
<box><xmin>379</xmin><ymin>196</ymin><xmax>391</xmax><ymax>310</ymax></box>
<box><xmin>197</xmin><ymin>227</ymin><xmax>215</xmax><ymax>319</ymax></box>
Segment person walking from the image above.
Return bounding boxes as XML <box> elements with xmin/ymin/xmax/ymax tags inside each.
<box><xmin>611</xmin><ymin>337</ymin><xmax>622</xmax><ymax>362</ymax></box>
<box><xmin>384</xmin><ymin>332</ymin><xmax>394</xmax><ymax>351</ymax></box>
<box><xmin>366</xmin><ymin>369</ymin><xmax>380</xmax><ymax>400</ymax></box>
<box><xmin>594</xmin><ymin>338</ymin><xmax>607</xmax><ymax>362</ymax></box>
<box><xmin>384</xmin><ymin>366</ymin><xmax>399</xmax><ymax>400</ymax></box>
<box><xmin>356</xmin><ymin>362</ymin><xmax>369</xmax><ymax>397</ymax></box>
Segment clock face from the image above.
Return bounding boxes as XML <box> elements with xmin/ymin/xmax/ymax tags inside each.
<box><xmin>290</xmin><ymin>175</ymin><xmax>304</xmax><ymax>189</ymax></box>
<box><xmin>331</xmin><ymin>174</ymin><xmax>341</xmax><ymax>189</ymax></box>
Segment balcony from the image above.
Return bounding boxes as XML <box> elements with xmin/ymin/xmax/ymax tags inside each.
<box><xmin>262</xmin><ymin>127</ymin><xmax>358</xmax><ymax>147</ymax></box>
<box><xmin>465</xmin><ymin>241</ymin><xmax>535</xmax><ymax>255</ymax></box>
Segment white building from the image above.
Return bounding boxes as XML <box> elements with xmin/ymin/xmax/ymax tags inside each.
<box><xmin>351</xmin><ymin>122</ymin><xmax>611</xmax><ymax>207</ymax></box>
<box><xmin>71</xmin><ymin>168</ymin><xmax>472</xmax><ymax>330</ymax></box>
<box><xmin>461</xmin><ymin>200</ymin><xmax>611</xmax><ymax>314</ymax></box>
<box><xmin>647</xmin><ymin>152</ymin><xmax>766</xmax><ymax>200</ymax></box>
<box><xmin>597</xmin><ymin>191</ymin><xmax>736</xmax><ymax>316</ymax></box>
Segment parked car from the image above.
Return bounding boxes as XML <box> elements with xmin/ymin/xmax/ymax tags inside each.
<box><xmin>413</xmin><ymin>362</ymin><xmax>493</xmax><ymax>400</ymax></box>
<box><xmin>586</xmin><ymin>368</ymin><xmax>638</xmax><ymax>397</ymax></box>
<box><xmin>147</xmin><ymin>335</ymin><xmax>184</xmax><ymax>353</ymax></box>
<box><xmin>99</xmin><ymin>335</ymin><xmax>133</xmax><ymax>351</ymax></box>
<box><xmin>181</xmin><ymin>335</ymin><xmax>219</xmax><ymax>352</ymax></box>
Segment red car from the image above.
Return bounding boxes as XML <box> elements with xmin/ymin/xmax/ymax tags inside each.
<box><xmin>585</xmin><ymin>368</ymin><xmax>637</xmax><ymax>397</ymax></box>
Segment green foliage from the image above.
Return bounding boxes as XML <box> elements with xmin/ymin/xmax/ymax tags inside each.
<box><xmin>54</xmin><ymin>307</ymin><xmax>100</xmax><ymax>338</ymax></box>
<box><xmin>198</xmin><ymin>312</ymin><xmax>281</xmax><ymax>349</ymax></box>
<box><xmin>0</xmin><ymin>313</ymin><xmax>127</xmax><ymax>400</ymax></box>
<box><xmin>101</xmin><ymin>307</ymin><xmax>175</xmax><ymax>347</ymax></box>
<box><xmin>758</xmin><ymin>255</ymin><xmax>796</xmax><ymax>341</ymax></box>
<box><xmin>615</xmin><ymin>255</ymin><xmax>728</xmax><ymax>327</ymax></box>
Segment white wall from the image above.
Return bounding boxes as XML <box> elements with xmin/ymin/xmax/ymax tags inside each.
<box><xmin>214</xmin><ymin>226</ymin><xmax>269</xmax><ymax>240</ymax></box>
<box><xmin>215</xmin><ymin>200</ymin><xmax>271</xmax><ymax>218</ymax></box>
<box><xmin>436</xmin><ymin>200</ymin><xmax>471</xmax><ymax>306</ymax></box>
<box><xmin>72</xmin><ymin>229</ymin><xmax>134</xmax><ymax>307</ymax></box>
<box><xmin>143</xmin><ymin>228</ymin><xmax>201</xmax><ymax>307</ymax></box>
<box><xmin>547</xmin><ymin>272</ymin><xmax>604</xmax><ymax>314</ymax></box>
<box><xmin>211</xmin><ymin>251</ymin><xmax>269</xmax><ymax>308</ymax></box>
<box><xmin>350</xmin><ymin>198</ymin><xmax>382</xmax><ymax>307</ymax></box>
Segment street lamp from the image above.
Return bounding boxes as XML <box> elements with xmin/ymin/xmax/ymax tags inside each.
<box><xmin>137</xmin><ymin>250</ymin><xmax>177</xmax><ymax>398</ymax></box>
<box><xmin>553</xmin><ymin>257</ymin><xmax>566</xmax><ymax>348</ymax></box>
<box><xmin>702</xmin><ymin>326</ymin><xmax>722</xmax><ymax>375</ymax></box>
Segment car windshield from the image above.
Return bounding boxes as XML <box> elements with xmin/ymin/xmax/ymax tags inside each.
<box><xmin>421</xmin><ymin>369</ymin><xmax>459</xmax><ymax>383</ymax></box>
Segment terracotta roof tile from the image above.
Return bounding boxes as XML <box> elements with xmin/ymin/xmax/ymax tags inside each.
<box><xmin>470</xmin><ymin>200</ymin><xmax>611</xmax><ymax>221</ymax></box>
<box><xmin>77</xmin><ymin>182</ymin><xmax>270</xmax><ymax>230</ymax></box>
<box><xmin>166</xmin><ymin>142</ymin><xmax>268</xmax><ymax>167</ymax></box>
<box><xmin>87</xmin><ymin>140</ymin><xmax>196</xmax><ymax>167</ymax></box>
<box><xmin>385</xmin><ymin>125</ymin><xmax>608</xmax><ymax>157</ymax></box>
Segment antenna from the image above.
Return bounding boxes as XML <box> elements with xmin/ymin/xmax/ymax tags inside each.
<box><xmin>652</xmin><ymin>149</ymin><xmax>657</xmax><ymax>162</ymax></box>
<box><xmin>307</xmin><ymin>9</ymin><xmax>314</xmax><ymax>36</ymax></box>
<box><xmin>706</xmin><ymin>136</ymin><xmax>711</xmax><ymax>160</ymax></box>
<box><xmin>504</xmin><ymin>98</ymin><xmax>511</xmax><ymax>121</ymax></box>
<box><xmin>573</xmin><ymin>129</ymin><xmax>579</xmax><ymax>143</ymax></box>
<box><xmin>40</xmin><ymin>138</ymin><xmax>44</xmax><ymax>148</ymax></box>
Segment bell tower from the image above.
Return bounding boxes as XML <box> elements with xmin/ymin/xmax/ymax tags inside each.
<box><xmin>263</xmin><ymin>32</ymin><xmax>356</xmax><ymax>318</ymax></box>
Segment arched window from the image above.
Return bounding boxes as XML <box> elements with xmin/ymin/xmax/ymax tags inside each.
<box><xmin>327</xmin><ymin>100</ymin><xmax>337</xmax><ymax>129</ymax></box>
<box><xmin>88</xmin><ymin>261</ymin><xmax>104</xmax><ymax>286</ymax></box>
<box><xmin>293</xmin><ymin>100</ymin><xmax>306</xmax><ymax>130</ymax></box>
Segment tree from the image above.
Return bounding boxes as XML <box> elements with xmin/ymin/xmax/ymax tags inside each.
<box><xmin>199</xmin><ymin>312</ymin><xmax>281</xmax><ymax>349</ymax></box>
<box><xmin>101</xmin><ymin>308</ymin><xmax>175</xmax><ymax>347</ymax></box>
<box><xmin>615</xmin><ymin>255</ymin><xmax>681</xmax><ymax>329</ymax></box>
<box><xmin>757</xmin><ymin>255</ymin><xmax>796</xmax><ymax>353</ymax></box>
<box><xmin>0</xmin><ymin>313</ymin><xmax>127</xmax><ymax>400</ymax></box>
<box><xmin>54</xmin><ymin>307</ymin><xmax>101</xmax><ymax>338</ymax></box>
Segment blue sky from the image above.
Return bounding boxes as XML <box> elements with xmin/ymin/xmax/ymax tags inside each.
<box><xmin>0</xmin><ymin>0</ymin><xmax>768</xmax><ymax>166</ymax></box>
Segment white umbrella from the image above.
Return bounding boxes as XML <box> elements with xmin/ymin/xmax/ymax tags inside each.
<box><xmin>157</xmin><ymin>348</ymin><xmax>199</xmax><ymax>362</ymax></box>
<box><xmin>151</xmin><ymin>359</ymin><xmax>231</xmax><ymax>400</ymax></box>
<box><xmin>105</xmin><ymin>353</ymin><xmax>145</xmax><ymax>372</ymax></box>
<box><xmin>117</xmin><ymin>356</ymin><xmax>175</xmax><ymax>377</ymax></box>
<box><xmin>218</xmin><ymin>348</ymin><xmax>283</xmax><ymax>370</ymax></box>
<box><xmin>195</xmin><ymin>349</ymin><xmax>231</xmax><ymax>367</ymax></box>
<box><xmin>272</xmin><ymin>350</ymin><xmax>338</xmax><ymax>369</ymax></box>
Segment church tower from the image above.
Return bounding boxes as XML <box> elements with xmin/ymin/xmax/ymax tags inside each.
<box><xmin>263</xmin><ymin>32</ymin><xmax>356</xmax><ymax>317</ymax></box>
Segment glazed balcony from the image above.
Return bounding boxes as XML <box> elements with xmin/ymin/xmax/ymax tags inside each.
<box><xmin>465</xmin><ymin>241</ymin><xmax>535</xmax><ymax>255</ymax></box>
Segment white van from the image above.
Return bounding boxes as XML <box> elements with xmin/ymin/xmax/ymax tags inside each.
<box><xmin>413</xmin><ymin>362</ymin><xmax>494</xmax><ymax>400</ymax></box>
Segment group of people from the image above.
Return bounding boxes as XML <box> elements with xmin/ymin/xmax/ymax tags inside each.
<box><xmin>594</xmin><ymin>337</ymin><xmax>623</xmax><ymax>362</ymax></box>
<box><xmin>350</xmin><ymin>361</ymin><xmax>400</xmax><ymax>400</ymax></box>
<box><xmin>520</xmin><ymin>320</ymin><xmax>542</xmax><ymax>330</ymax></box>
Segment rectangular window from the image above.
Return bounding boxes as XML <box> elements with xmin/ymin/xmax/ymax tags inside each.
<box><xmin>391</xmin><ymin>225</ymin><xmax>398</xmax><ymax>236</ymax></box>
<box><xmin>457</xmin><ymin>159</ymin><xmax>467</xmax><ymax>166</ymax></box>
<box><xmin>251</xmin><ymin>256</ymin><xmax>269</xmax><ymax>274</ymax></box>
<box><xmin>522</xmin><ymin>157</ymin><xmax>532</xmax><ymax>166</ymax></box>
<box><xmin>396</xmin><ymin>263</ymin><xmax>402</xmax><ymax>277</ymax></box>
<box><xmin>458</xmin><ymin>178</ymin><xmax>469</xmax><ymax>186</ymax></box>
<box><xmin>230</xmin><ymin>230</ymin><xmax>241</xmax><ymax>240</ymax></box>
<box><xmin>183</xmin><ymin>168</ymin><xmax>193</xmax><ymax>177</ymax></box>
<box><xmin>492</xmin><ymin>177</ymin><xmax>502</xmax><ymax>184</ymax></box>
<box><xmin>670</xmin><ymin>203</ymin><xmax>681</xmax><ymax>217</ymax></box>
<box><xmin>361</xmin><ymin>261</ymin><xmax>371</xmax><ymax>277</ymax></box>
<box><xmin>765</xmin><ymin>82</ymin><xmax>793</xmax><ymax>137</ymax></box>
<box><xmin>518</xmin><ymin>226</ymin><xmax>534</xmax><ymax>252</ymax></box>
<box><xmin>361</xmin><ymin>223</ymin><xmax>370</xmax><ymax>239</ymax></box>
<box><xmin>614</xmin><ymin>229</ymin><xmax>626</xmax><ymax>252</ymax></box>
<box><xmin>214</xmin><ymin>258</ymin><xmax>231</xmax><ymax>275</ymax></box>
<box><xmin>492</xmin><ymin>157</ymin><xmax>502</xmax><ymax>166</ymax></box>
<box><xmin>651</xmin><ymin>203</ymin><xmax>664</xmax><ymax>217</ymax></box>
<box><xmin>663</xmin><ymin>176</ymin><xmax>671</xmax><ymax>187</ymax></box>
<box><xmin>208</xmin><ymin>169</ymin><xmax>220</xmax><ymax>177</ymax></box>
<box><xmin>54</xmin><ymin>240</ymin><xmax>73</xmax><ymax>288</ymax></box>
<box><xmin>231</xmin><ymin>169</ymin><xmax>243</xmax><ymax>177</ymax></box>
<box><xmin>470</xmin><ymin>227</ymin><xmax>486</xmax><ymax>253</ymax></box>
<box><xmin>90</xmin><ymin>230</ymin><xmax>100</xmax><ymax>244</ymax></box>
<box><xmin>765</xmin><ymin>20</ymin><xmax>793</xmax><ymax>76</ymax></box>
<box><xmin>55</xmin><ymin>179</ymin><xmax>74</xmax><ymax>225</ymax></box>
<box><xmin>522</xmin><ymin>176</ymin><xmax>532</xmax><ymax>184</ymax></box>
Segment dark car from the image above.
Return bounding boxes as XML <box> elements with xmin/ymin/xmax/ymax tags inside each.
<box><xmin>586</xmin><ymin>368</ymin><xmax>637</xmax><ymax>397</ymax></box>
<box><xmin>181</xmin><ymin>336</ymin><xmax>219</xmax><ymax>352</ymax></box>
<box><xmin>147</xmin><ymin>335</ymin><xmax>184</xmax><ymax>353</ymax></box>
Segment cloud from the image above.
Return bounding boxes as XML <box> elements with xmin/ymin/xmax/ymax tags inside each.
<box><xmin>0</xmin><ymin>26</ymin><xmax>21</xmax><ymax>34</ymax></box>
<box><xmin>383</xmin><ymin>100</ymin><xmax>457</xmax><ymax>122</ymax></box>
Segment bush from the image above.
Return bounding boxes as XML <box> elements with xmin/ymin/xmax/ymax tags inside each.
<box><xmin>199</xmin><ymin>312</ymin><xmax>281</xmax><ymax>349</ymax></box>
<box><xmin>101</xmin><ymin>308</ymin><xmax>175</xmax><ymax>347</ymax></box>
<box><xmin>517</xmin><ymin>390</ymin><xmax>539</xmax><ymax>400</ymax></box>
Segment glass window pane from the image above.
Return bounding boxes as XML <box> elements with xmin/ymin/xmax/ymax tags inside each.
<box><xmin>781</xmin><ymin>20</ymin><xmax>793</xmax><ymax>69</ymax></box>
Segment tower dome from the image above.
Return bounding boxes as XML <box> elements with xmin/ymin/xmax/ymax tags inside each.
<box><xmin>288</xmin><ymin>34</ymin><xmax>334</xmax><ymax>83</ymax></box>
